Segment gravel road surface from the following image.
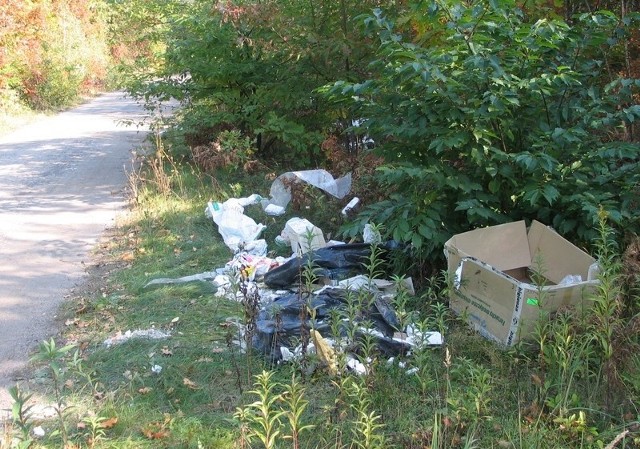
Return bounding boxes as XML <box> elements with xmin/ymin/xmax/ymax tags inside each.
<box><xmin>0</xmin><ymin>92</ymin><xmax>152</xmax><ymax>415</ymax></box>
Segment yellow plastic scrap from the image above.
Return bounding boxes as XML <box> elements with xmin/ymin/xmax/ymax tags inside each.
<box><xmin>311</xmin><ymin>329</ymin><xmax>338</xmax><ymax>376</ymax></box>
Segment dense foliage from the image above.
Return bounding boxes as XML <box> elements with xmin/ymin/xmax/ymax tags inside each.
<box><xmin>120</xmin><ymin>0</ymin><xmax>404</xmax><ymax>164</ymax></box>
<box><xmin>116</xmin><ymin>0</ymin><xmax>639</xmax><ymax>267</ymax></box>
<box><xmin>0</xmin><ymin>0</ymin><xmax>111</xmax><ymax>110</ymax></box>
<box><xmin>331</xmin><ymin>1</ymin><xmax>640</xmax><ymax>259</ymax></box>
<box><xmin>2</xmin><ymin>0</ymin><xmax>637</xmax><ymax>259</ymax></box>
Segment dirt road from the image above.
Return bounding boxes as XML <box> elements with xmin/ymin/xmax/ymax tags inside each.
<box><xmin>0</xmin><ymin>92</ymin><xmax>154</xmax><ymax>414</ymax></box>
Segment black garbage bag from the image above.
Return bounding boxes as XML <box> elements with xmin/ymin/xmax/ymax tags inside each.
<box><xmin>252</xmin><ymin>287</ymin><xmax>410</xmax><ymax>361</ymax></box>
<box><xmin>264</xmin><ymin>242</ymin><xmax>400</xmax><ymax>288</ymax></box>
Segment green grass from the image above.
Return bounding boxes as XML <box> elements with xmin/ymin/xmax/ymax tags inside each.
<box><xmin>3</xmin><ymin>151</ymin><xmax>639</xmax><ymax>449</ymax></box>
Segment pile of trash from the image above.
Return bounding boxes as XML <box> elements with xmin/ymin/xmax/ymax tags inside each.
<box><xmin>253</xmin><ymin>282</ymin><xmax>442</xmax><ymax>365</ymax></box>
<box><xmin>204</xmin><ymin>169</ymin><xmax>352</xmax><ymax>254</ymax></box>
<box><xmin>145</xmin><ymin>169</ymin><xmax>442</xmax><ymax>374</ymax></box>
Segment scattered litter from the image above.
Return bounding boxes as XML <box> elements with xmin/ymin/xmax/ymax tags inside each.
<box><xmin>336</xmin><ymin>274</ymin><xmax>373</xmax><ymax>291</ymax></box>
<box><xmin>558</xmin><ymin>274</ymin><xmax>582</xmax><ymax>285</ymax></box>
<box><xmin>206</xmin><ymin>201</ymin><xmax>266</xmax><ymax>253</ymax></box>
<box><xmin>141</xmin><ymin>169</ymin><xmax>441</xmax><ymax>377</ymax></box>
<box><xmin>399</xmin><ymin>324</ymin><xmax>444</xmax><ymax>347</ymax></box>
<box><xmin>445</xmin><ymin>220</ymin><xmax>599</xmax><ymax>346</ymax></box>
<box><xmin>253</xmin><ymin>286</ymin><xmax>432</xmax><ymax>362</ymax></box>
<box><xmin>225</xmin><ymin>252</ymin><xmax>282</xmax><ymax>281</ymax></box>
<box><xmin>103</xmin><ymin>329</ymin><xmax>171</xmax><ymax>347</ymax></box>
<box><xmin>279</xmin><ymin>217</ymin><xmax>326</xmax><ymax>254</ymax></box>
<box><xmin>22</xmin><ymin>403</ymin><xmax>57</xmax><ymax>420</ymax></box>
<box><xmin>363</xmin><ymin>223</ymin><xmax>381</xmax><ymax>244</ymax></box>
<box><xmin>224</xmin><ymin>317</ymin><xmax>248</xmax><ymax>352</ymax></box>
<box><xmin>32</xmin><ymin>426</ymin><xmax>46</xmax><ymax>438</ymax></box>
<box><xmin>341</xmin><ymin>197</ymin><xmax>360</xmax><ymax>216</ymax></box>
<box><xmin>151</xmin><ymin>364</ymin><xmax>163</xmax><ymax>374</ymax></box>
<box><xmin>144</xmin><ymin>271</ymin><xmax>219</xmax><ymax>288</ymax></box>
<box><xmin>241</xmin><ymin>239</ymin><xmax>269</xmax><ymax>257</ymax></box>
<box><xmin>264</xmin><ymin>203</ymin><xmax>286</xmax><ymax>216</ymax></box>
<box><xmin>261</xmin><ymin>169</ymin><xmax>352</xmax><ymax>213</ymax></box>
<box><xmin>312</xmin><ymin>329</ymin><xmax>338</xmax><ymax>376</ymax></box>
<box><xmin>385</xmin><ymin>357</ymin><xmax>421</xmax><ymax>375</ymax></box>
<box><xmin>347</xmin><ymin>358</ymin><xmax>368</xmax><ymax>375</ymax></box>
<box><xmin>264</xmin><ymin>242</ymin><xmax>398</xmax><ymax>288</ymax></box>
<box><xmin>280</xmin><ymin>346</ymin><xmax>295</xmax><ymax>362</ymax></box>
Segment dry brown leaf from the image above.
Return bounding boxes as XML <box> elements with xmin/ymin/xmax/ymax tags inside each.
<box><xmin>100</xmin><ymin>417</ymin><xmax>118</xmax><ymax>429</ymax></box>
<box><xmin>138</xmin><ymin>387</ymin><xmax>152</xmax><ymax>394</ymax></box>
<box><xmin>142</xmin><ymin>427</ymin><xmax>169</xmax><ymax>440</ymax></box>
<box><xmin>197</xmin><ymin>357</ymin><xmax>213</xmax><ymax>363</ymax></box>
<box><xmin>183</xmin><ymin>377</ymin><xmax>198</xmax><ymax>390</ymax></box>
<box><xmin>442</xmin><ymin>416</ymin><xmax>452</xmax><ymax>428</ymax></box>
<box><xmin>531</xmin><ymin>373</ymin><xmax>543</xmax><ymax>387</ymax></box>
<box><xmin>76</xmin><ymin>422</ymin><xmax>86</xmax><ymax>430</ymax></box>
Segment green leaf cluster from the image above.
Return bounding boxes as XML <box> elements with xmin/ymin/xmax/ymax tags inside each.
<box><xmin>122</xmin><ymin>0</ymin><xmax>403</xmax><ymax>163</ymax></box>
<box><xmin>332</xmin><ymin>0</ymin><xmax>640</xmax><ymax>259</ymax></box>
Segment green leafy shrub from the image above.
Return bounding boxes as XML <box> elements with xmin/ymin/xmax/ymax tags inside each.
<box><xmin>329</xmin><ymin>1</ymin><xmax>640</xmax><ymax>261</ymax></box>
<box><xmin>124</xmin><ymin>0</ymin><xmax>407</xmax><ymax>166</ymax></box>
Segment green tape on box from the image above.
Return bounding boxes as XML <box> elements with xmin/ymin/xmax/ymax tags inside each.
<box><xmin>527</xmin><ymin>298</ymin><xmax>539</xmax><ymax>306</ymax></box>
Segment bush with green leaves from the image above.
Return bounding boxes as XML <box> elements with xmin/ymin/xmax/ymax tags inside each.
<box><xmin>328</xmin><ymin>0</ymin><xmax>640</xmax><ymax>261</ymax></box>
<box><xmin>123</xmin><ymin>0</ymin><xmax>407</xmax><ymax>165</ymax></box>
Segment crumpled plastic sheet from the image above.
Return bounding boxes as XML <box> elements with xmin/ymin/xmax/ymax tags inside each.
<box><xmin>253</xmin><ymin>287</ymin><xmax>411</xmax><ymax>361</ymax></box>
<box><xmin>261</xmin><ymin>169</ymin><xmax>352</xmax><ymax>214</ymax></box>
<box><xmin>144</xmin><ymin>271</ymin><xmax>219</xmax><ymax>288</ymax></box>
<box><xmin>103</xmin><ymin>329</ymin><xmax>171</xmax><ymax>347</ymax></box>
<box><xmin>206</xmin><ymin>195</ymin><xmax>266</xmax><ymax>253</ymax></box>
<box><xmin>263</xmin><ymin>241</ymin><xmax>400</xmax><ymax>288</ymax></box>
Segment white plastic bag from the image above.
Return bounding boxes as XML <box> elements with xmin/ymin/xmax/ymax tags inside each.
<box><xmin>261</xmin><ymin>169</ymin><xmax>352</xmax><ymax>213</ymax></box>
<box><xmin>216</xmin><ymin>210</ymin><xmax>266</xmax><ymax>252</ymax></box>
<box><xmin>207</xmin><ymin>201</ymin><xmax>266</xmax><ymax>252</ymax></box>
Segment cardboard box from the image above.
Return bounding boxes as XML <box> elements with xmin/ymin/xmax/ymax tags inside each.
<box><xmin>444</xmin><ymin>220</ymin><xmax>599</xmax><ymax>346</ymax></box>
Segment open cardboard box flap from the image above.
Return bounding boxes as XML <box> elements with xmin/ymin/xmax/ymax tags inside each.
<box><xmin>445</xmin><ymin>220</ymin><xmax>530</xmax><ymax>272</ymax></box>
<box><xmin>445</xmin><ymin>220</ymin><xmax>596</xmax><ymax>283</ymax></box>
<box><xmin>527</xmin><ymin>220</ymin><xmax>595</xmax><ymax>284</ymax></box>
<box><xmin>444</xmin><ymin>220</ymin><xmax>599</xmax><ymax>346</ymax></box>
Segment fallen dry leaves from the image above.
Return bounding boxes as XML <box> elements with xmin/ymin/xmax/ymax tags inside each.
<box><xmin>183</xmin><ymin>377</ymin><xmax>199</xmax><ymax>390</ymax></box>
<box><xmin>141</xmin><ymin>414</ymin><xmax>172</xmax><ymax>440</ymax></box>
<box><xmin>142</xmin><ymin>427</ymin><xmax>170</xmax><ymax>440</ymax></box>
<box><xmin>100</xmin><ymin>417</ymin><xmax>118</xmax><ymax>429</ymax></box>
